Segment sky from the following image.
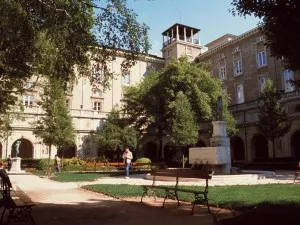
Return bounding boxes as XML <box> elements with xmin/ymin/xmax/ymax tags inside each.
<box><xmin>126</xmin><ymin>0</ymin><xmax>261</xmax><ymax>56</ymax></box>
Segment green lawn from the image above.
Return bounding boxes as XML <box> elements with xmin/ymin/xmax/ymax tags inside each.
<box><xmin>83</xmin><ymin>184</ymin><xmax>300</xmax><ymax>209</ymax></box>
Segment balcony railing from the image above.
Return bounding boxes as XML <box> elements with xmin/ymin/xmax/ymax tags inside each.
<box><xmin>163</xmin><ymin>36</ymin><xmax>199</xmax><ymax>47</ymax></box>
<box><xmin>283</xmin><ymin>89</ymin><xmax>300</xmax><ymax>99</ymax></box>
<box><xmin>229</xmin><ymin>100</ymin><xmax>258</xmax><ymax>111</ymax></box>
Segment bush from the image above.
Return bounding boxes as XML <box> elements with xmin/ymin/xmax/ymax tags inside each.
<box><xmin>135</xmin><ymin>157</ymin><xmax>151</xmax><ymax>170</ymax></box>
<box><xmin>62</xmin><ymin>157</ymin><xmax>85</xmax><ymax>167</ymax></box>
<box><xmin>64</xmin><ymin>164</ymin><xmax>85</xmax><ymax>171</ymax></box>
<box><xmin>82</xmin><ymin>155</ymin><xmax>110</xmax><ymax>163</ymax></box>
<box><xmin>37</xmin><ymin>158</ymin><xmax>55</xmax><ymax>170</ymax></box>
<box><xmin>21</xmin><ymin>158</ymin><xmax>54</xmax><ymax>170</ymax></box>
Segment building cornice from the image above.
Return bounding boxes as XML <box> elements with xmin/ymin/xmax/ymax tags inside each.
<box><xmin>196</xmin><ymin>27</ymin><xmax>261</xmax><ymax>61</ymax></box>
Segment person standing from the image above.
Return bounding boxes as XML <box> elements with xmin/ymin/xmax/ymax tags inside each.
<box><xmin>54</xmin><ymin>155</ymin><xmax>61</xmax><ymax>172</ymax></box>
<box><xmin>7</xmin><ymin>155</ymin><xmax>12</xmax><ymax>172</ymax></box>
<box><xmin>122</xmin><ymin>147</ymin><xmax>133</xmax><ymax>178</ymax></box>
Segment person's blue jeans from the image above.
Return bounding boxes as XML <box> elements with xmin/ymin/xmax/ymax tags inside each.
<box><xmin>125</xmin><ymin>162</ymin><xmax>131</xmax><ymax>177</ymax></box>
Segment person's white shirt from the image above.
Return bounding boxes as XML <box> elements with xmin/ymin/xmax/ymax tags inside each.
<box><xmin>123</xmin><ymin>149</ymin><xmax>133</xmax><ymax>163</ymax></box>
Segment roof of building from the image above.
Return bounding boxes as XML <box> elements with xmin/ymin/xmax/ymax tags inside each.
<box><xmin>162</xmin><ymin>23</ymin><xmax>200</xmax><ymax>36</ymax></box>
<box><xmin>205</xmin><ymin>33</ymin><xmax>237</xmax><ymax>48</ymax></box>
<box><xmin>196</xmin><ymin>26</ymin><xmax>261</xmax><ymax>60</ymax></box>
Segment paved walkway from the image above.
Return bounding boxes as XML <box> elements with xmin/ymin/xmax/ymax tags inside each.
<box><xmin>6</xmin><ymin>171</ymin><xmax>297</xmax><ymax>225</ymax></box>
<box><xmin>8</xmin><ymin>174</ymin><xmax>215</xmax><ymax>225</ymax></box>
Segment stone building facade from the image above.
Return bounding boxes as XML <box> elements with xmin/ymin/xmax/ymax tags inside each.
<box><xmin>196</xmin><ymin>27</ymin><xmax>300</xmax><ymax>162</ymax></box>
<box><xmin>1</xmin><ymin>23</ymin><xmax>300</xmax><ymax>162</ymax></box>
<box><xmin>0</xmin><ymin>55</ymin><xmax>164</xmax><ymax>159</ymax></box>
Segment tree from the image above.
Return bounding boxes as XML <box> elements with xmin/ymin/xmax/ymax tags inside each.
<box><xmin>257</xmin><ymin>79</ymin><xmax>291</xmax><ymax>159</ymax></box>
<box><xmin>92</xmin><ymin>108</ymin><xmax>138</xmax><ymax>159</ymax></box>
<box><xmin>231</xmin><ymin>0</ymin><xmax>300</xmax><ymax>73</ymax></box>
<box><xmin>168</xmin><ymin>91</ymin><xmax>198</xmax><ymax>167</ymax></box>
<box><xmin>1</xmin><ymin>0</ymin><xmax>150</xmax><ymax>129</ymax></box>
<box><xmin>33</xmin><ymin>77</ymin><xmax>75</xmax><ymax>165</ymax></box>
<box><xmin>123</xmin><ymin>57</ymin><xmax>237</xmax><ymax>159</ymax></box>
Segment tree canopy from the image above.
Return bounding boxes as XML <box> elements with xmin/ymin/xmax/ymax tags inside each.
<box><xmin>168</xmin><ymin>91</ymin><xmax>198</xmax><ymax>147</ymax></box>
<box><xmin>85</xmin><ymin>108</ymin><xmax>138</xmax><ymax>158</ymax></box>
<box><xmin>231</xmin><ymin>0</ymin><xmax>300</xmax><ymax>72</ymax></box>
<box><xmin>123</xmin><ymin>57</ymin><xmax>237</xmax><ymax>153</ymax></box>
<box><xmin>0</xmin><ymin>0</ymin><xmax>150</xmax><ymax>133</ymax></box>
<box><xmin>258</xmin><ymin>79</ymin><xmax>291</xmax><ymax>158</ymax></box>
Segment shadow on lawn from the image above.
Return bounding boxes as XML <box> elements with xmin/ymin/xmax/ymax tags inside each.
<box><xmin>215</xmin><ymin>202</ymin><xmax>300</xmax><ymax>225</ymax></box>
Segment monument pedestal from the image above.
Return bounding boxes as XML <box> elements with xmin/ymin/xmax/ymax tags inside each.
<box><xmin>189</xmin><ymin>121</ymin><xmax>232</xmax><ymax>174</ymax></box>
<box><xmin>10</xmin><ymin>157</ymin><xmax>25</xmax><ymax>173</ymax></box>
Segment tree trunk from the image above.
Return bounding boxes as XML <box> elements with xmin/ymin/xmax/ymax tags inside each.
<box><xmin>158</xmin><ymin>127</ymin><xmax>164</xmax><ymax>160</ymax></box>
<box><xmin>272</xmin><ymin>139</ymin><xmax>276</xmax><ymax>159</ymax></box>
<box><xmin>181</xmin><ymin>146</ymin><xmax>185</xmax><ymax>169</ymax></box>
<box><xmin>61</xmin><ymin>149</ymin><xmax>64</xmax><ymax>171</ymax></box>
<box><xmin>159</xmin><ymin>138</ymin><xmax>163</xmax><ymax>160</ymax></box>
<box><xmin>48</xmin><ymin>144</ymin><xmax>52</xmax><ymax>166</ymax></box>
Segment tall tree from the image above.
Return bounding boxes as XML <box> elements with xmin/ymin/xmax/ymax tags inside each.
<box><xmin>0</xmin><ymin>0</ymin><xmax>150</xmax><ymax>132</ymax></box>
<box><xmin>123</xmin><ymin>57</ymin><xmax>237</xmax><ymax>159</ymax></box>
<box><xmin>33</xmin><ymin>77</ymin><xmax>75</xmax><ymax>165</ymax></box>
<box><xmin>231</xmin><ymin>0</ymin><xmax>300</xmax><ymax>72</ymax></box>
<box><xmin>258</xmin><ymin>79</ymin><xmax>291</xmax><ymax>158</ymax></box>
<box><xmin>168</xmin><ymin>91</ymin><xmax>198</xmax><ymax>167</ymax></box>
<box><xmin>90</xmin><ymin>108</ymin><xmax>138</xmax><ymax>159</ymax></box>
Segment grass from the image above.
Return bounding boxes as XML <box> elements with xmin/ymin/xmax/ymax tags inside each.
<box><xmin>82</xmin><ymin>183</ymin><xmax>300</xmax><ymax>210</ymax></box>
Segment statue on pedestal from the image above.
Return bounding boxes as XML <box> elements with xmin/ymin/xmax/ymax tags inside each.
<box><xmin>216</xmin><ymin>96</ymin><xmax>223</xmax><ymax>121</ymax></box>
<box><xmin>15</xmin><ymin>140</ymin><xmax>21</xmax><ymax>157</ymax></box>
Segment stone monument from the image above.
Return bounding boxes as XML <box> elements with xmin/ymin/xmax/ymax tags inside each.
<box><xmin>189</xmin><ymin>96</ymin><xmax>231</xmax><ymax>174</ymax></box>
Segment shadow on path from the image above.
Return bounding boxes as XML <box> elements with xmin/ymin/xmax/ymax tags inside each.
<box><xmin>4</xmin><ymin>198</ymin><xmax>214</xmax><ymax>225</ymax></box>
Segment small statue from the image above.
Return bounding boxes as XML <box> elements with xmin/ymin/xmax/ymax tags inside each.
<box><xmin>15</xmin><ymin>140</ymin><xmax>21</xmax><ymax>157</ymax></box>
<box><xmin>216</xmin><ymin>96</ymin><xmax>223</xmax><ymax>121</ymax></box>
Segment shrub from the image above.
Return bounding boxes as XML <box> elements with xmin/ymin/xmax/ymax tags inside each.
<box><xmin>37</xmin><ymin>158</ymin><xmax>55</xmax><ymax>170</ymax></box>
<box><xmin>21</xmin><ymin>158</ymin><xmax>54</xmax><ymax>170</ymax></box>
<box><xmin>63</xmin><ymin>157</ymin><xmax>85</xmax><ymax>167</ymax></box>
<box><xmin>64</xmin><ymin>164</ymin><xmax>85</xmax><ymax>171</ymax></box>
<box><xmin>135</xmin><ymin>157</ymin><xmax>152</xmax><ymax>170</ymax></box>
<box><xmin>82</xmin><ymin>157</ymin><xmax>96</xmax><ymax>163</ymax></box>
<box><xmin>82</xmin><ymin>155</ymin><xmax>109</xmax><ymax>163</ymax></box>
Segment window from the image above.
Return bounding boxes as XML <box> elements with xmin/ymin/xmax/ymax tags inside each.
<box><xmin>24</xmin><ymin>95</ymin><xmax>34</xmax><ymax>108</ymax></box>
<box><xmin>24</xmin><ymin>82</ymin><xmax>34</xmax><ymax>89</ymax></box>
<box><xmin>219</xmin><ymin>66</ymin><xmax>226</xmax><ymax>80</ymax></box>
<box><xmin>283</xmin><ymin>70</ymin><xmax>294</xmax><ymax>92</ymax></box>
<box><xmin>66</xmin><ymin>86</ymin><xmax>73</xmax><ymax>95</ymax></box>
<box><xmin>93</xmin><ymin>64</ymin><xmax>104</xmax><ymax>81</ymax></box>
<box><xmin>122</xmin><ymin>73</ymin><xmax>130</xmax><ymax>85</ymax></box>
<box><xmin>259</xmin><ymin>77</ymin><xmax>267</xmax><ymax>93</ymax></box>
<box><xmin>257</xmin><ymin>50</ymin><xmax>267</xmax><ymax>67</ymax></box>
<box><xmin>93</xmin><ymin>102</ymin><xmax>102</xmax><ymax>111</ymax></box>
<box><xmin>233</xmin><ymin>60</ymin><xmax>243</xmax><ymax>76</ymax></box>
<box><xmin>66</xmin><ymin>99</ymin><xmax>71</xmax><ymax>109</ymax></box>
<box><xmin>236</xmin><ymin>84</ymin><xmax>244</xmax><ymax>104</ymax></box>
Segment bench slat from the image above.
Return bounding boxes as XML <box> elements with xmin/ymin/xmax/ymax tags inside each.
<box><xmin>151</xmin><ymin>172</ymin><xmax>178</xmax><ymax>177</ymax></box>
<box><xmin>178</xmin><ymin>170</ymin><xmax>212</xmax><ymax>179</ymax></box>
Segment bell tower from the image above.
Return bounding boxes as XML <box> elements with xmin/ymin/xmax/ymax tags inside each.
<box><xmin>161</xmin><ymin>23</ymin><xmax>202</xmax><ymax>62</ymax></box>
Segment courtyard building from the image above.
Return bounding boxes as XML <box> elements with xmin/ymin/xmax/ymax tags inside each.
<box><xmin>1</xmin><ymin>23</ymin><xmax>300</xmax><ymax>163</ymax></box>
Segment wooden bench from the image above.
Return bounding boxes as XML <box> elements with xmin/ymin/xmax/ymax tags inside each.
<box><xmin>294</xmin><ymin>162</ymin><xmax>300</xmax><ymax>182</ymax></box>
<box><xmin>140</xmin><ymin>169</ymin><xmax>212</xmax><ymax>214</ymax></box>
<box><xmin>0</xmin><ymin>170</ymin><xmax>36</xmax><ymax>224</ymax></box>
